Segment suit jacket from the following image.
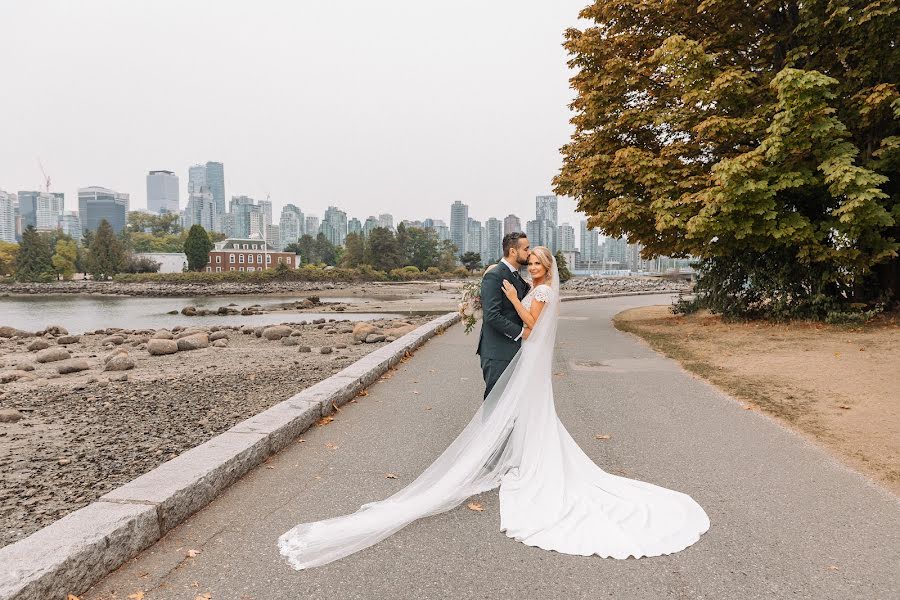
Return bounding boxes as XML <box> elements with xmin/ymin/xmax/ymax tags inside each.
<box><xmin>476</xmin><ymin>261</ymin><xmax>530</xmax><ymax>362</ymax></box>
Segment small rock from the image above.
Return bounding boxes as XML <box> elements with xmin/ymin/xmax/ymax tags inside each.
<box><xmin>262</xmin><ymin>325</ymin><xmax>293</xmax><ymax>340</ymax></box>
<box><xmin>148</xmin><ymin>339</ymin><xmax>179</xmax><ymax>355</ymax></box>
<box><xmin>16</xmin><ymin>364</ymin><xmax>35</xmax><ymax>372</ymax></box>
<box><xmin>176</xmin><ymin>333</ymin><xmax>209</xmax><ymax>351</ymax></box>
<box><xmin>335</xmin><ymin>343</ymin><xmax>348</xmax><ymax>349</ymax></box>
<box><xmin>209</xmin><ymin>331</ymin><xmax>229</xmax><ymax>342</ymax></box>
<box><xmin>212</xmin><ymin>339</ymin><xmax>228</xmax><ymax>348</ymax></box>
<box><xmin>282</xmin><ymin>337</ymin><xmax>300</xmax><ymax>346</ymax></box>
<box><xmin>108</xmin><ymin>373</ymin><xmax>129</xmax><ymax>382</ymax></box>
<box><xmin>181</xmin><ymin>306</ymin><xmax>197</xmax><ymax>316</ymax></box>
<box><xmin>352</xmin><ymin>323</ymin><xmax>379</xmax><ymax>342</ymax></box>
<box><xmin>56</xmin><ymin>335</ymin><xmax>80</xmax><ymax>345</ymax></box>
<box><xmin>365</xmin><ymin>334</ymin><xmax>386</xmax><ymax>344</ymax></box>
<box><xmin>175</xmin><ymin>328</ymin><xmax>207</xmax><ymax>340</ymax></box>
<box><xmin>320</xmin><ymin>346</ymin><xmax>333</xmax><ymax>354</ymax></box>
<box><xmin>102</xmin><ymin>348</ymin><xmax>129</xmax><ymax>363</ymax></box>
<box><xmin>0</xmin><ymin>408</ymin><xmax>24</xmax><ymax>422</ymax></box>
<box><xmin>297</xmin><ymin>346</ymin><xmax>312</xmax><ymax>353</ymax></box>
<box><xmin>152</xmin><ymin>329</ymin><xmax>175</xmax><ymax>340</ymax></box>
<box><xmin>27</xmin><ymin>340</ymin><xmax>50</xmax><ymax>351</ymax></box>
<box><xmin>35</xmin><ymin>347</ymin><xmax>71</xmax><ymax>363</ymax></box>
<box><xmin>101</xmin><ymin>335</ymin><xmax>126</xmax><ymax>346</ymax></box>
<box><xmin>57</xmin><ymin>359</ymin><xmax>91</xmax><ymax>374</ymax></box>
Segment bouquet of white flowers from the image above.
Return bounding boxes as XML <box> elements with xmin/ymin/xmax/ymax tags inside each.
<box><xmin>458</xmin><ymin>280</ymin><xmax>484</xmax><ymax>334</ymax></box>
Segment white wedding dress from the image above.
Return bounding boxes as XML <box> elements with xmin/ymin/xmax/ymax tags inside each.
<box><xmin>279</xmin><ymin>259</ymin><xmax>709</xmax><ymax>569</ymax></box>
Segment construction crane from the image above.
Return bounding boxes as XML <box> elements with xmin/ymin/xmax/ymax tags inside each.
<box><xmin>37</xmin><ymin>159</ymin><xmax>51</xmax><ymax>192</ymax></box>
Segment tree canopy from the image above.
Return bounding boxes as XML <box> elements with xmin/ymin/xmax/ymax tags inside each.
<box><xmin>87</xmin><ymin>219</ymin><xmax>127</xmax><ymax>280</ymax></box>
<box><xmin>184</xmin><ymin>225</ymin><xmax>214</xmax><ymax>271</ymax></box>
<box><xmin>15</xmin><ymin>226</ymin><xmax>54</xmax><ymax>282</ymax></box>
<box><xmin>555</xmin><ymin>0</ymin><xmax>899</xmax><ymax>318</ymax></box>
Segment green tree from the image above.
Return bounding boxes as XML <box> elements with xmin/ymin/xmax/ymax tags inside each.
<box><xmin>554</xmin><ymin>0</ymin><xmax>899</xmax><ymax>318</ymax></box>
<box><xmin>437</xmin><ymin>240</ymin><xmax>459</xmax><ymax>272</ymax></box>
<box><xmin>14</xmin><ymin>226</ymin><xmax>54</xmax><ymax>282</ymax></box>
<box><xmin>183</xmin><ymin>225</ymin><xmax>214</xmax><ymax>271</ymax></box>
<box><xmin>399</xmin><ymin>226</ymin><xmax>440</xmax><ymax>270</ymax></box>
<box><xmin>315</xmin><ymin>233</ymin><xmax>339</xmax><ymax>266</ymax></box>
<box><xmin>0</xmin><ymin>241</ymin><xmax>19</xmax><ymax>277</ymax></box>
<box><xmin>52</xmin><ymin>239</ymin><xmax>78</xmax><ymax>280</ymax></box>
<box><xmin>341</xmin><ymin>232</ymin><xmax>366</xmax><ymax>267</ymax></box>
<box><xmin>365</xmin><ymin>227</ymin><xmax>401</xmax><ymax>271</ymax></box>
<box><xmin>78</xmin><ymin>230</ymin><xmax>94</xmax><ymax>276</ymax></box>
<box><xmin>555</xmin><ymin>251</ymin><xmax>572</xmax><ymax>284</ymax></box>
<box><xmin>87</xmin><ymin>220</ymin><xmax>127</xmax><ymax>280</ymax></box>
<box><xmin>128</xmin><ymin>211</ymin><xmax>182</xmax><ymax>235</ymax></box>
<box><xmin>460</xmin><ymin>251</ymin><xmax>482</xmax><ymax>271</ymax></box>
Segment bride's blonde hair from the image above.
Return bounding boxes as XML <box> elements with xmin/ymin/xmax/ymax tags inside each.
<box><xmin>529</xmin><ymin>246</ymin><xmax>554</xmax><ymax>283</ymax></box>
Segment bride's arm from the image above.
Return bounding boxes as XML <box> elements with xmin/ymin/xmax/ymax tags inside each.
<box><xmin>501</xmin><ymin>280</ymin><xmax>537</xmax><ymax>328</ymax></box>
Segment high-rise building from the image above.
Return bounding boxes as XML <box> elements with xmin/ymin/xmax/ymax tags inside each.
<box><xmin>204</xmin><ymin>161</ymin><xmax>225</xmax><ymax>220</ymax></box>
<box><xmin>322</xmin><ymin>206</ymin><xmax>348</xmax><ymax>246</ymax></box>
<box><xmin>484</xmin><ymin>218</ymin><xmax>503</xmax><ymax>264</ymax></box>
<box><xmin>602</xmin><ymin>236</ymin><xmax>627</xmax><ymax>267</ymax></box>
<box><xmin>347</xmin><ymin>218</ymin><xmax>362</xmax><ymax>235</ymax></box>
<box><xmin>59</xmin><ymin>211</ymin><xmax>82</xmax><ymax>243</ymax></box>
<box><xmin>258</xmin><ymin>199</ymin><xmax>273</xmax><ymax>231</ymax></box>
<box><xmin>279</xmin><ymin>204</ymin><xmax>304</xmax><ymax>247</ymax></box>
<box><xmin>229</xmin><ymin>195</ymin><xmax>262</xmax><ymax>239</ymax></box>
<box><xmin>535</xmin><ymin>195</ymin><xmax>559</xmax><ymax>252</ymax></box>
<box><xmin>266</xmin><ymin>224</ymin><xmax>282</xmax><ymax>252</ymax></box>
<box><xmin>450</xmin><ymin>201</ymin><xmax>469</xmax><ymax>255</ymax></box>
<box><xmin>188</xmin><ymin>164</ymin><xmax>207</xmax><ymax>194</ymax></box>
<box><xmin>558</xmin><ymin>223</ymin><xmax>576</xmax><ymax>252</ymax></box>
<box><xmin>146</xmin><ymin>170</ymin><xmax>179</xmax><ymax>214</ymax></box>
<box><xmin>35</xmin><ymin>192</ymin><xmax>64</xmax><ymax>231</ymax></box>
<box><xmin>579</xmin><ymin>220</ymin><xmax>600</xmax><ymax>266</ymax></box>
<box><xmin>363</xmin><ymin>216</ymin><xmax>379</xmax><ymax>237</ymax></box>
<box><xmin>423</xmin><ymin>218</ymin><xmax>450</xmax><ymax>242</ymax></box>
<box><xmin>526</xmin><ymin>218</ymin><xmax>554</xmax><ymax>251</ymax></box>
<box><xmin>184</xmin><ymin>185</ymin><xmax>215</xmax><ymax>231</ymax></box>
<box><xmin>78</xmin><ymin>187</ymin><xmax>129</xmax><ymax>233</ymax></box>
<box><xmin>0</xmin><ymin>190</ymin><xmax>15</xmax><ymax>243</ymax></box>
<box><xmin>503</xmin><ymin>214</ymin><xmax>521</xmax><ymax>236</ymax></box>
<box><xmin>305</xmin><ymin>216</ymin><xmax>320</xmax><ymax>237</ymax></box>
<box><xmin>467</xmin><ymin>218</ymin><xmax>482</xmax><ymax>259</ymax></box>
<box><xmin>378</xmin><ymin>213</ymin><xmax>393</xmax><ymax>231</ymax></box>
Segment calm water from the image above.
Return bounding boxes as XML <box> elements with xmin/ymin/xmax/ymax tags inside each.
<box><xmin>0</xmin><ymin>294</ymin><xmax>399</xmax><ymax>334</ymax></box>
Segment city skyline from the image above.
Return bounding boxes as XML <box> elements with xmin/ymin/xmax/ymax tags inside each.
<box><xmin>1</xmin><ymin>1</ymin><xmax>588</xmax><ymax>230</ymax></box>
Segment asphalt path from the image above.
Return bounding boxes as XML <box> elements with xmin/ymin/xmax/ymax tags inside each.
<box><xmin>84</xmin><ymin>295</ymin><xmax>900</xmax><ymax>600</ymax></box>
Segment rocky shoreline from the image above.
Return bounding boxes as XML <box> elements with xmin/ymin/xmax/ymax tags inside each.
<box><xmin>0</xmin><ymin>315</ymin><xmax>430</xmax><ymax>548</ymax></box>
<box><xmin>0</xmin><ymin>280</ymin><xmax>357</xmax><ymax>297</ymax></box>
<box><xmin>561</xmin><ymin>276</ymin><xmax>690</xmax><ymax>295</ymax></box>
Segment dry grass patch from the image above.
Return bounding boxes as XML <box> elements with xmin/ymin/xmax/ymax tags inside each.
<box><xmin>614</xmin><ymin>306</ymin><xmax>900</xmax><ymax>495</ymax></box>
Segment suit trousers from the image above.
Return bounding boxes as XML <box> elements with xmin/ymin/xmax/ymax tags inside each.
<box><xmin>480</xmin><ymin>356</ymin><xmax>511</xmax><ymax>400</ymax></box>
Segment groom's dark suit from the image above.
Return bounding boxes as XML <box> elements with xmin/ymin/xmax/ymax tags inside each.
<box><xmin>477</xmin><ymin>260</ymin><xmax>529</xmax><ymax>399</ymax></box>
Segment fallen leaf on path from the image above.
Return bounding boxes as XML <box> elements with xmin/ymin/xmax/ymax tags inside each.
<box><xmin>128</xmin><ymin>592</ymin><xmax>145</xmax><ymax>600</ymax></box>
<box><xmin>412</xmin><ymin>390</ymin><xmax>420</xmax><ymax>395</ymax></box>
<box><xmin>826</xmin><ymin>565</ymin><xmax>839</xmax><ymax>571</ymax></box>
<box><xmin>425</xmin><ymin>406</ymin><xmax>433</xmax><ymax>411</ymax></box>
<box><xmin>298</xmin><ymin>438</ymin><xmax>306</xmax><ymax>443</ymax></box>
<box><xmin>332</xmin><ymin>402</ymin><xmax>342</xmax><ymax>413</ymax></box>
<box><xmin>325</xmin><ymin>442</ymin><xmax>339</xmax><ymax>450</ymax></box>
<box><xmin>186</xmin><ymin>548</ymin><xmax>200</xmax><ymax>558</ymax></box>
<box><xmin>859</xmin><ymin>347</ymin><xmax>865</xmax><ymax>351</ymax></box>
<box><xmin>317</xmin><ymin>416</ymin><xmax>334</xmax><ymax>426</ymax></box>
<box><xmin>385</xmin><ymin>473</ymin><xmax>398</xmax><ymax>479</ymax></box>
<box><xmin>266</xmin><ymin>465</ymin><xmax>275</xmax><ymax>469</ymax></box>
<box><xmin>467</xmin><ymin>502</ymin><xmax>484</xmax><ymax>512</ymax></box>
<box><xmin>357</xmin><ymin>389</ymin><xmax>369</xmax><ymax>397</ymax></box>
<box><xmin>839</xmin><ymin>405</ymin><xmax>851</xmax><ymax>410</ymax></box>
<box><xmin>834</xmin><ymin>352</ymin><xmax>841</xmax><ymax>358</ymax></box>
<box><xmin>594</xmin><ymin>434</ymin><xmax>611</xmax><ymax>440</ymax></box>
<box><xmin>67</xmin><ymin>595</ymin><xmax>80</xmax><ymax>600</ymax></box>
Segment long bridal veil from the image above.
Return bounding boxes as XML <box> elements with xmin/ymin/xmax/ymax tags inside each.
<box><xmin>278</xmin><ymin>258</ymin><xmax>708</xmax><ymax>569</ymax></box>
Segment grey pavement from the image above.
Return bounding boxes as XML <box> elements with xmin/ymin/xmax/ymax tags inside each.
<box><xmin>83</xmin><ymin>296</ymin><xmax>900</xmax><ymax>600</ymax></box>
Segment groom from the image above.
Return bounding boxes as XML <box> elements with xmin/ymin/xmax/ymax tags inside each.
<box><xmin>476</xmin><ymin>232</ymin><xmax>531</xmax><ymax>399</ymax></box>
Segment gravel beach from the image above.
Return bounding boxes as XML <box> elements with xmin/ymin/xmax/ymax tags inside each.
<box><xmin>0</xmin><ymin>315</ymin><xmax>431</xmax><ymax>548</ymax></box>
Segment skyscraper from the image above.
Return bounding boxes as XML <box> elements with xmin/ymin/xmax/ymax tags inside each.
<box><xmin>14</xmin><ymin>191</ymin><xmax>61</xmax><ymax>231</ymax></box>
<box><xmin>558</xmin><ymin>223</ymin><xmax>576</xmax><ymax>252</ymax></box>
<box><xmin>279</xmin><ymin>204</ymin><xmax>304</xmax><ymax>247</ymax></box>
<box><xmin>503</xmin><ymin>214</ymin><xmax>521</xmax><ymax>236</ymax></box>
<box><xmin>450</xmin><ymin>201</ymin><xmax>468</xmax><ymax>255</ymax></box>
<box><xmin>467</xmin><ymin>218</ymin><xmax>482</xmax><ymax>259</ymax></box>
<box><xmin>59</xmin><ymin>211</ymin><xmax>82</xmax><ymax>243</ymax></box>
<box><xmin>78</xmin><ymin>187</ymin><xmax>129</xmax><ymax>233</ymax></box>
<box><xmin>378</xmin><ymin>213</ymin><xmax>394</xmax><ymax>231</ymax></box>
<box><xmin>526</xmin><ymin>218</ymin><xmax>554</xmax><ymax>250</ymax></box>
<box><xmin>204</xmin><ymin>161</ymin><xmax>226</xmax><ymax>221</ymax></box>
<box><xmin>347</xmin><ymin>217</ymin><xmax>362</xmax><ymax>235</ymax></box>
<box><xmin>0</xmin><ymin>190</ymin><xmax>15</xmax><ymax>243</ymax></box>
<box><xmin>258</xmin><ymin>199</ymin><xmax>273</xmax><ymax>231</ymax></box>
<box><xmin>229</xmin><ymin>195</ymin><xmax>261</xmax><ymax>238</ymax></box>
<box><xmin>305</xmin><ymin>216</ymin><xmax>320</xmax><ymax>237</ymax></box>
<box><xmin>146</xmin><ymin>170</ymin><xmax>179</xmax><ymax>214</ymax></box>
<box><xmin>266</xmin><ymin>224</ymin><xmax>282</xmax><ymax>252</ymax></box>
<box><xmin>322</xmin><ymin>206</ymin><xmax>348</xmax><ymax>246</ymax></box>
<box><xmin>484</xmin><ymin>218</ymin><xmax>503</xmax><ymax>264</ymax></box>
<box><xmin>188</xmin><ymin>164</ymin><xmax>207</xmax><ymax>194</ymax></box>
<box><xmin>535</xmin><ymin>195</ymin><xmax>559</xmax><ymax>252</ymax></box>
<box><xmin>362</xmin><ymin>216</ymin><xmax>379</xmax><ymax>237</ymax></box>
<box><xmin>579</xmin><ymin>220</ymin><xmax>600</xmax><ymax>266</ymax></box>
<box><xmin>184</xmin><ymin>185</ymin><xmax>215</xmax><ymax>231</ymax></box>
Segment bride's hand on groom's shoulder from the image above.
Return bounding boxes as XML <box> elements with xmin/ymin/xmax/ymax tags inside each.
<box><xmin>501</xmin><ymin>280</ymin><xmax>518</xmax><ymax>302</ymax></box>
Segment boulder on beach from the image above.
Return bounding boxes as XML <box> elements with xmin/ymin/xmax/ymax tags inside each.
<box><xmin>209</xmin><ymin>331</ymin><xmax>229</xmax><ymax>342</ymax></box>
<box><xmin>151</xmin><ymin>330</ymin><xmax>174</xmax><ymax>340</ymax></box>
<box><xmin>56</xmin><ymin>335</ymin><xmax>80</xmax><ymax>345</ymax></box>
<box><xmin>101</xmin><ymin>335</ymin><xmax>126</xmax><ymax>346</ymax></box>
<box><xmin>148</xmin><ymin>339</ymin><xmax>179</xmax><ymax>355</ymax></box>
<box><xmin>176</xmin><ymin>333</ymin><xmax>209</xmax><ymax>351</ymax></box>
<box><xmin>102</xmin><ymin>348</ymin><xmax>128</xmax><ymax>363</ymax></box>
<box><xmin>57</xmin><ymin>359</ymin><xmax>91</xmax><ymax>374</ymax></box>
<box><xmin>104</xmin><ymin>354</ymin><xmax>136</xmax><ymax>371</ymax></box>
<box><xmin>365</xmin><ymin>334</ymin><xmax>386</xmax><ymax>344</ymax></box>
<box><xmin>0</xmin><ymin>326</ymin><xmax>32</xmax><ymax>338</ymax></box>
<box><xmin>212</xmin><ymin>339</ymin><xmax>228</xmax><ymax>348</ymax></box>
<box><xmin>282</xmin><ymin>337</ymin><xmax>300</xmax><ymax>346</ymax></box>
<box><xmin>262</xmin><ymin>325</ymin><xmax>293</xmax><ymax>340</ymax></box>
<box><xmin>297</xmin><ymin>346</ymin><xmax>312</xmax><ymax>353</ymax></box>
<box><xmin>0</xmin><ymin>408</ymin><xmax>24</xmax><ymax>423</ymax></box>
<box><xmin>175</xmin><ymin>328</ymin><xmax>207</xmax><ymax>340</ymax></box>
<box><xmin>320</xmin><ymin>346</ymin><xmax>333</xmax><ymax>354</ymax></box>
<box><xmin>352</xmin><ymin>322</ymin><xmax>379</xmax><ymax>342</ymax></box>
<box><xmin>0</xmin><ymin>370</ymin><xmax>32</xmax><ymax>384</ymax></box>
<box><xmin>42</xmin><ymin>325</ymin><xmax>69</xmax><ymax>336</ymax></box>
<box><xmin>27</xmin><ymin>340</ymin><xmax>50</xmax><ymax>351</ymax></box>
<box><xmin>181</xmin><ymin>306</ymin><xmax>197</xmax><ymax>316</ymax></box>
<box><xmin>35</xmin><ymin>347</ymin><xmax>71</xmax><ymax>363</ymax></box>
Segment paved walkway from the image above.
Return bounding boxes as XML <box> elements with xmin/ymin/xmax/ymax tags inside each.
<box><xmin>84</xmin><ymin>296</ymin><xmax>899</xmax><ymax>600</ymax></box>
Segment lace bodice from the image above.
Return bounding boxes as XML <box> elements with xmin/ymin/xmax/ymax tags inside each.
<box><xmin>522</xmin><ymin>284</ymin><xmax>552</xmax><ymax>309</ymax></box>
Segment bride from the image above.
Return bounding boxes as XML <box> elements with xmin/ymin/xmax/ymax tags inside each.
<box><xmin>279</xmin><ymin>246</ymin><xmax>709</xmax><ymax>569</ymax></box>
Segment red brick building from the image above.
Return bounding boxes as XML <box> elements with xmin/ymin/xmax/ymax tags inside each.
<box><xmin>206</xmin><ymin>238</ymin><xmax>299</xmax><ymax>272</ymax></box>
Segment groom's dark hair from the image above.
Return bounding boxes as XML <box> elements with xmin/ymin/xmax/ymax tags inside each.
<box><xmin>502</xmin><ymin>232</ymin><xmax>527</xmax><ymax>258</ymax></box>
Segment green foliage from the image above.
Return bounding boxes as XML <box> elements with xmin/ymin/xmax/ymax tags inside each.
<box><xmin>87</xmin><ymin>219</ymin><xmax>127</xmax><ymax>280</ymax></box>
<box><xmin>555</xmin><ymin>0</ymin><xmax>900</xmax><ymax>318</ymax></box>
<box><xmin>555</xmin><ymin>251</ymin><xmax>572</xmax><ymax>284</ymax></box>
<box><xmin>51</xmin><ymin>239</ymin><xmax>78</xmax><ymax>280</ymax></box>
<box><xmin>460</xmin><ymin>251</ymin><xmax>482</xmax><ymax>271</ymax></box>
<box><xmin>15</xmin><ymin>226</ymin><xmax>54</xmax><ymax>282</ymax></box>
<box><xmin>0</xmin><ymin>241</ymin><xmax>19</xmax><ymax>277</ymax></box>
<box><xmin>286</xmin><ymin>234</ymin><xmax>340</xmax><ymax>266</ymax></box>
<box><xmin>128</xmin><ymin>211</ymin><xmax>182</xmax><ymax>235</ymax></box>
<box><xmin>364</xmin><ymin>228</ymin><xmax>402</xmax><ymax>271</ymax></box>
<box><xmin>121</xmin><ymin>255</ymin><xmax>162</xmax><ymax>273</ymax></box>
<box><xmin>113</xmin><ymin>264</ymin><xmax>467</xmax><ymax>284</ymax></box>
<box><xmin>183</xmin><ymin>225</ymin><xmax>214</xmax><ymax>271</ymax></box>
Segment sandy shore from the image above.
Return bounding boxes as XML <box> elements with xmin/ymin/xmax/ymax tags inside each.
<box><xmin>614</xmin><ymin>306</ymin><xmax>900</xmax><ymax>495</ymax></box>
<box><xmin>0</xmin><ymin>315</ymin><xmax>432</xmax><ymax>548</ymax></box>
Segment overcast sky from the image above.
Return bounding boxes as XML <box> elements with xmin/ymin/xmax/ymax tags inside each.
<box><xmin>2</xmin><ymin>0</ymin><xmax>590</xmax><ymax>230</ymax></box>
